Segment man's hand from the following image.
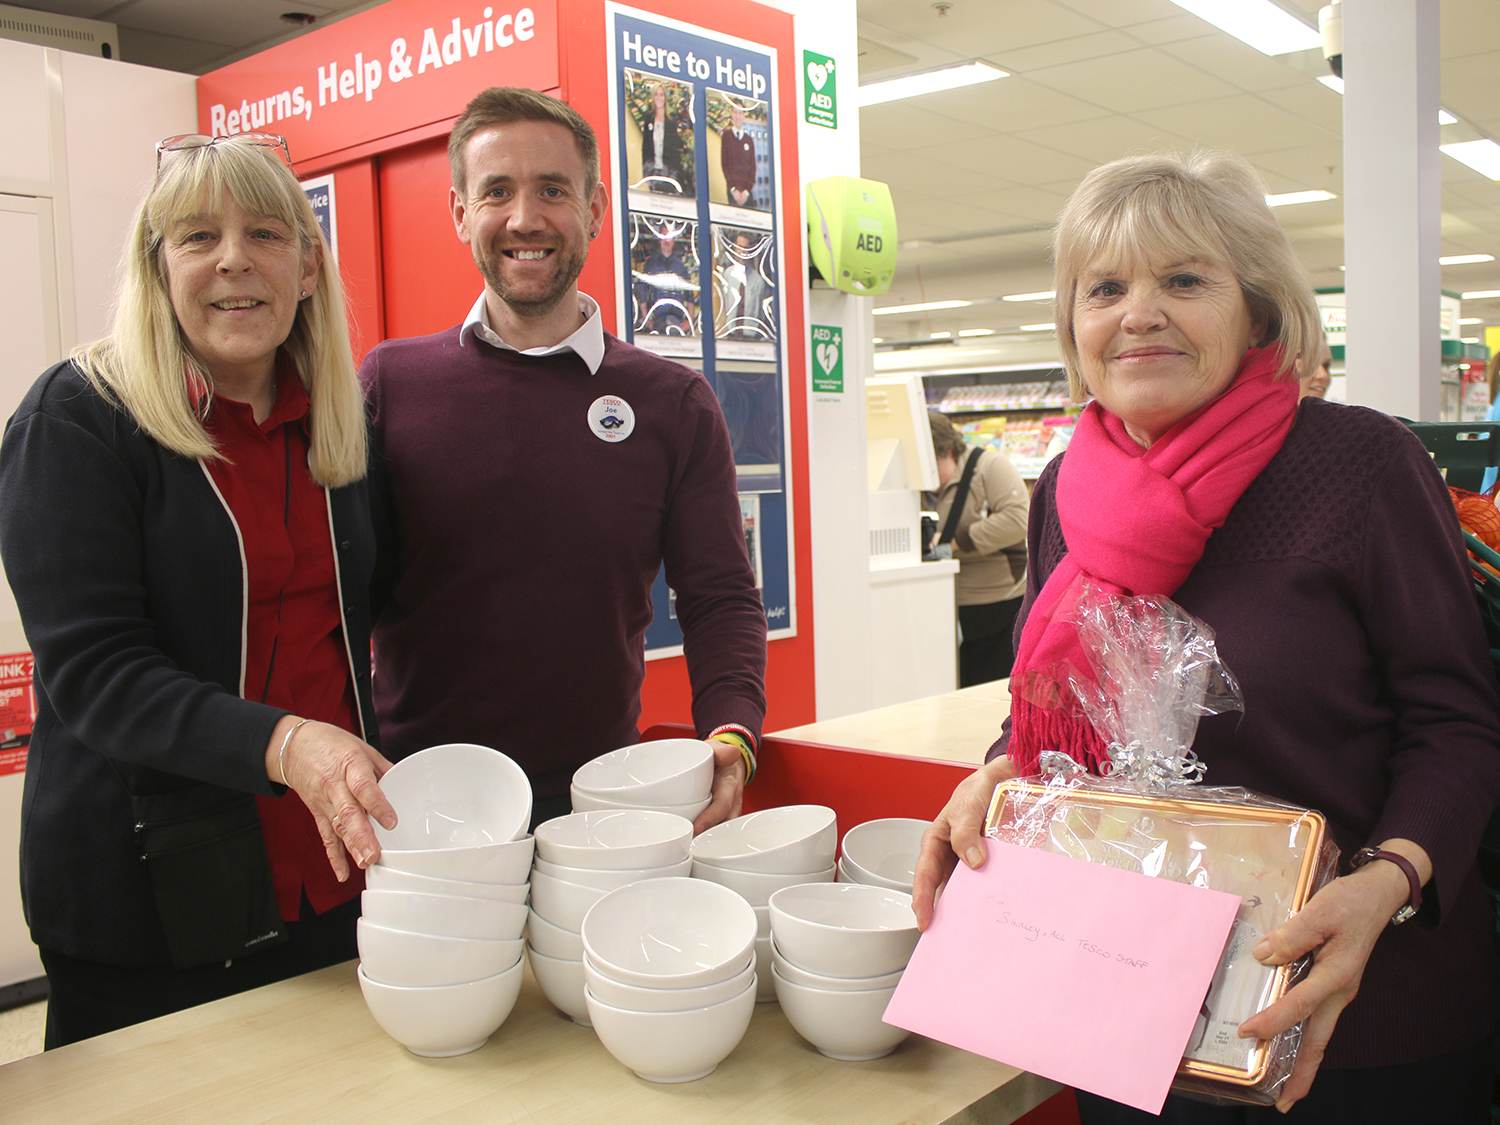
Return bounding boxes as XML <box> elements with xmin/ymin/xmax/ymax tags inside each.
<box><xmin>693</xmin><ymin>736</ymin><xmax>748</xmax><ymax>834</ymax></box>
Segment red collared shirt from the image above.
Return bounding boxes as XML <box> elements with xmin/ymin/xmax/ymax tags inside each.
<box><xmin>203</xmin><ymin>359</ymin><xmax>361</xmax><ymax>920</ymax></box>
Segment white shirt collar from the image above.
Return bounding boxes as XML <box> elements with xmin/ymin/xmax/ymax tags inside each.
<box><xmin>460</xmin><ymin>291</ymin><xmax>605</xmax><ymax>374</ymax></box>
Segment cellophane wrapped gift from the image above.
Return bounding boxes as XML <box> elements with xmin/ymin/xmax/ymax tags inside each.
<box><xmin>984</xmin><ymin>588</ymin><xmax>1340</xmax><ymax>1105</ymax></box>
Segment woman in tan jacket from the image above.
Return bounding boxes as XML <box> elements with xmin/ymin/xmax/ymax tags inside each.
<box><xmin>927</xmin><ymin>411</ymin><xmax>1030</xmax><ymax>685</ymax></box>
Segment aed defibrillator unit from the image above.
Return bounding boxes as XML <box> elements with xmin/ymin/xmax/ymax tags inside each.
<box><xmin>806</xmin><ymin>176</ymin><xmax>898</xmax><ymax>296</ymax></box>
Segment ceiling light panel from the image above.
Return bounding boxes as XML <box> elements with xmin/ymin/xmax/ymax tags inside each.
<box><xmin>1002</xmin><ymin>291</ymin><xmax>1055</xmax><ymax>302</ymax></box>
<box><xmin>1166</xmin><ymin>0</ymin><xmax>1321</xmax><ymax>56</ymax></box>
<box><xmin>856</xmin><ymin>62</ymin><xmax>1008</xmax><ymax>109</ymax></box>
<box><xmin>1265</xmin><ymin>190</ymin><xmax>1337</xmax><ymax>207</ymax></box>
<box><xmin>1440</xmin><ymin>254</ymin><xmax>1496</xmax><ymax>266</ymax></box>
<box><xmin>872</xmin><ymin>300</ymin><xmax>973</xmax><ymax>316</ymax></box>
<box><xmin>1443</xmin><ymin>140</ymin><xmax>1500</xmax><ymax>181</ymax></box>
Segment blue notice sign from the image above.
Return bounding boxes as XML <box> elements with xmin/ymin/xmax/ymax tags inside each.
<box><xmin>299</xmin><ymin>173</ymin><xmax>338</xmax><ymax>261</ymax></box>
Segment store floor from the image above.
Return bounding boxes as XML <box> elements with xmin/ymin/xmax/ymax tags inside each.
<box><xmin>0</xmin><ymin>1000</ymin><xmax>44</xmax><ymax>1064</ymax></box>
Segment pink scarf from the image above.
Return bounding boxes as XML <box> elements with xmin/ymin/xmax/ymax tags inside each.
<box><xmin>1007</xmin><ymin>347</ymin><xmax>1299</xmax><ymax>776</ymax></box>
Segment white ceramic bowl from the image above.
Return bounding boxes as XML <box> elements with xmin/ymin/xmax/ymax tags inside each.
<box><xmin>356</xmin><ymin>917</ymin><xmax>522</xmax><ymax>988</ymax></box>
<box><xmin>581</xmin><ymin>877</ymin><xmax>757</xmax><ymax>989</ymax></box>
<box><xmin>690</xmin><ymin>860</ymin><xmax>836</xmax><ymax>907</ymax></box>
<box><xmin>582</xmin><ymin>952</ymin><xmax>753</xmax><ymax>1013</ymax></box>
<box><xmin>585</xmin><ymin>978</ymin><xmax>757</xmax><ymax>1082</ymax></box>
<box><xmin>360</xmin><ymin>889</ymin><xmax>528</xmax><ymax>942</ymax></box>
<box><xmin>526</xmin><ymin>944</ymin><xmax>590</xmax><ymax>1026</ymax></box>
<box><xmin>839</xmin><ymin>819</ymin><xmax>926</xmax><ymax>891</ymax></box>
<box><xmin>569</xmin><ymin>785</ymin><xmax>712</xmax><ymax>821</ymax></box>
<box><xmin>374</xmin><ymin>744</ymin><xmax>531</xmax><ymax>850</ymax></box>
<box><xmin>532</xmin><ymin>854</ymin><xmax>692</xmax><ymax>889</ymax></box>
<box><xmin>379</xmin><ymin>835</ymin><xmax>534</xmax><ymax>885</ymax></box>
<box><xmin>691</xmin><ymin>806</ymin><xmax>837</xmax><ymax>874</ymax></box>
<box><xmin>771</xmin><ymin>937</ymin><xmax>904</xmax><ymax>992</ymax></box>
<box><xmin>772</xmin><ymin>966</ymin><xmax>908</xmax><ymax>1061</ymax></box>
<box><xmin>534</xmin><ymin>810</ymin><xmax>693</xmax><ymax>871</ymax></box>
<box><xmin>837</xmin><ymin>854</ymin><xmax>909</xmax><ymax>892</ymax></box>
<box><xmin>526</xmin><ymin>911</ymin><xmax>584</xmax><ymax>960</ymax></box>
<box><xmin>767</xmin><ymin>883</ymin><xmax>918</xmax><ymax>979</ymax></box>
<box><xmin>528</xmin><ymin>869</ymin><xmax>609</xmax><ymax>933</ymax></box>
<box><xmin>571</xmin><ymin>739</ymin><xmax>715</xmax><ymax>805</ymax></box>
<box><xmin>366</xmin><ymin>863</ymin><xmax>529</xmax><ymax>904</ymax></box>
<box><xmin>754</xmin><ymin>933</ymin><xmax>775</xmax><ymax>1002</ymax></box>
<box><xmin>357</xmin><ymin>958</ymin><xmax>524</xmax><ymax>1057</ymax></box>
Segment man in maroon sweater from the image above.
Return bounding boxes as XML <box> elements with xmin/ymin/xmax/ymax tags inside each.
<box><xmin>362</xmin><ymin>87</ymin><xmax>767</xmax><ymax>830</ymax></box>
<box><xmin>719</xmin><ymin>102</ymin><xmax>756</xmax><ymax>208</ymax></box>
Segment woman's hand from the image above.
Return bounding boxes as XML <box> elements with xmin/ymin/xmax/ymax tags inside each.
<box><xmin>692</xmin><ymin>737</ymin><xmax>748</xmax><ymax>835</ymax></box>
<box><xmin>1236</xmin><ymin>840</ymin><xmax>1428</xmax><ymax>1112</ymax></box>
<box><xmin>266</xmin><ymin>716</ymin><xmax>398</xmax><ymax>882</ymax></box>
<box><xmin>912</xmin><ymin>754</ymin><xmax>1017</xmax><ymax>930</ymax></box>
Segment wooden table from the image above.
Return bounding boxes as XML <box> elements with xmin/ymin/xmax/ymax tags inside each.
<box><xmin>1</xmin><ymin>960</ymin><xmax>1058</xmax><ymax>1123</ymax></box>
<box><xmin>2</xmin><ymin>683</ymin><xmax>1059</xmax><ymax>1123</ymax></box>
<box><xmin>772</xmin><ymin>679</ymin><xmax>1011</xmax><ymax>765</ymax></box>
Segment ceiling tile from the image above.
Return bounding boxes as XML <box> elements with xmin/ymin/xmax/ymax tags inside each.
<box><xmin>1012</xmin><ymin>115</ymin><xmax>1193</xmax><ymax>165</ymax></box>
<box><xmin>1249</xmin><ymin>145</ymin><xmax>1345</xmax><ymax>191</ymax></box>
<box><xmin>1133</xmin><ymin>93</ymin><xmax>1336</xmax><ymax>153</ymax></box>
<box><xmin>921</xmin><ymin>131</ymin><xmax>1099</xmax><ymax>187</ymax></box>
<box><xmin>991</xmin><ymin>30</ymin><xmax>1143</xmax><ymax>73</ymax></box>
<box><xmin>903</xmin><ymin>77</ymin><xmax>1112</xmax><ymax>131</ymax></box>
<box><xmin>1052</xmin><ymin>0</ymin><xmax>1185</xmax><ymax>26</ymax></box>
<box><xmin>111</xmin><ymin>0</ymin><xmax>336</xmax><ymax>50</ymax></box>
<box><xmin>858</xmin><ymin>0</ymin><xmax>1107</xmax><ymax>57</ymax></box>
<box><xmin>1157</xmin><ymin>36</ymin><xmax>1315</xmax><ymax>93</ymax></box>
<box><xmin>1121</xmin><ymin>15</ymin><xmax>1221</xmax><ymax>46</ymax></box>
<box><xmin>1257</xmin><ymin>84</ymin><xmax>1345</xmax><ymax>135</ymax></box>
<box><xmin>116</xmin><ymin>25</ymin><xmax>227</xmax><ymax>71</ymax></box>
<box><xmin>1024</xmin><ymin>47</ymin><xmax>1242</xmax><ymax>113</ymax></box>
<box><xmin>855</xmin><ymin>102</ymin><xmax>996</xmax><ymax>149</ymax></box>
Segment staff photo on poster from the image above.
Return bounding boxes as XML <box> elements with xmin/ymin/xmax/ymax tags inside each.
<box><xmin>623</xmin><ymin>69</ymin><xmax>696</xmax><ymax>200</ymax></box>
<box><xmin>711</xmin><ymin>224</ymin><xmax>776</xmax><ymax>354</ymax></box>
<box><xmin>630</xmin><ymin>213</ymin><xmax>702</xmax><ymax>355</ymax></box>
<box><xmin>706</xmin><ymin>91</ymin><xmax>768</xmax><ymax>212</ymax></box>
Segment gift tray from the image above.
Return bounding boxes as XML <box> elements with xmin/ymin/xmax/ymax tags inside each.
<box><xmin>985</xmin><ymin>778</ymin><xmax>1334</xmax><ymax>1101</ymax></box>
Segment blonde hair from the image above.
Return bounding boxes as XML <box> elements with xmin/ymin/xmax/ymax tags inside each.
<box><xmin>73</xmin><ymin>136</ymin><xmax>366</xmax><ymax>487</ymax></box>
<box><xmin>1052</xmin><ymin>150</ymin><xmax>1323</xmax><ymax>400</ymax></box>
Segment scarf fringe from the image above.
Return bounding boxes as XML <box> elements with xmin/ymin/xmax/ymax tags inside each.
<box><xmin>1008</xmin><ymin>690</ymin><xmax>1112</xmax><ymax>778</ymax></box>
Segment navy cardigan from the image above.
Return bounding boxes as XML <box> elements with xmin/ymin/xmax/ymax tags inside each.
<box><xmin>0</xmin><ymin>361</ymin><xmax>379</xmax><ymax>966</ymax></box>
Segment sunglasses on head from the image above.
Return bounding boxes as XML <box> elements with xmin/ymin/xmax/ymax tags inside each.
<box><xmin>155</xmin><ymin>133</ymin><xmax>293</xmax><ymax>171</ymax></box>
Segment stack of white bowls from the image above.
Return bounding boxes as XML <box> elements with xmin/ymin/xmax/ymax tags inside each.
<box><xmin>690</xmin><ymin>805</ymin><xmax>837</xmax><ymax>1001</ymax></box>
<box><xmin>582</xmin><ymin>877</ymin><xmax>758</xmax><ymax>1082</ymax></box>
<box><xmin>570</xmin><ymin>738</ymin><xmax>715</xmax><ymax>821</ymax></box>
<box><xmin>527</xmin><ymin>809</ymin><xmax>694</xmax><ymax>1025</ymax></box>
<box><xmin>768</xmin><ymin>882</ymin><xmax>920</xmax><ymax>1061</ymax></box>
<box><xmin>358</xmin><ymin>744</ymin><xmax>534</xmax><ymax>1057</ymax></box>
<box><xmin>838</xmin><ymin>818</ymin><xmax>928</xmax><ymax>893</ymax></box>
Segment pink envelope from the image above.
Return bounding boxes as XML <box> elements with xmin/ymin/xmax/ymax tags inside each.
<box><xmin>883</xmin><ymin>840</ymin><xmax>1241</xmax><ymax>1115</ymax></box>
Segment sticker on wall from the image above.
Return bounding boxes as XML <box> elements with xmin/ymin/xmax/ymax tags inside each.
<box><xmin>0</xmin><ymin>651</ymin><xmax>35</xmax><ymax>777</ymax></box>
<box><xmin>803</xmin><ymin>50</ymin><xmax>837</xmax><ymax>130</ymax></box>
<box><xmin>812</xmin><ymin>324</ymin><xmax>843</xmax><ymax>394</ymax></box>
<box><xmin>588</xmin><ymin>395</ymin><xmax>636</xmax><ymax>442</ymax></box>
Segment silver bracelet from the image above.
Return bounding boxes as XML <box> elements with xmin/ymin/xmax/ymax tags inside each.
<box><xmin>277</xmin><ymin>718</ymin><xmax>314</xmax><ymax>787</ymax></box>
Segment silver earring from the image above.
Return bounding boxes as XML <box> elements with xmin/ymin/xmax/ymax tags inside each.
<box><xmin>299</xmin><ymin>290</ymin><xmax>308</xmax><ymax>298</ymax></box>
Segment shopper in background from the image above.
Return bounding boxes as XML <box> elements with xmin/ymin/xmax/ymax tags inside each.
<box><xmin>0</xmin><ymin>134</ymin><xmax>394</xmax><ymax>1048</ymax></box>
<box><xmin>914</xmin><ymin>150</ymin><xmax>1500</xmax><ymax>1123</ymax></box>
<box><xmin>363</xmin><ymin>87</ymin><xmax>766</xmax><ymax>834</ymax></box>
<box><xmin>1299</xmin><ymin>337</ymin><xmax>1333</xmax><ymax>400</ymax></box>
<box><xmin>925</xmin><ymin>411</ymin><xmax>1029</xmax><ymax>685</ymax></box>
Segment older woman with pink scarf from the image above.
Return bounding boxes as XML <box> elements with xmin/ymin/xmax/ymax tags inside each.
<box><xmin>912</xmin><ymin>151</ymin><xmax>1500</xmax><ymax>1124</ymax></box>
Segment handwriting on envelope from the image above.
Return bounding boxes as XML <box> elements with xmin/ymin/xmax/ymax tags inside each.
<box><xmin>882</xmin><ymin>840</ymin><xmax>1240</xmax><ymax>1116</ymax></box>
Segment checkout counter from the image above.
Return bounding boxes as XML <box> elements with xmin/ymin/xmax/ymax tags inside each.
<box><xmin>0</xmin><ymin>683</ymin><xmax>1070</xmax><ymax>1125</ymax></box>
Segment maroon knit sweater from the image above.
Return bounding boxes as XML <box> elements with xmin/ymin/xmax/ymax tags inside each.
<box><xmin>362</xmin><ymin>328</ymin><xmax>767</xmax><ymax>801</ymax></box>
<box><xmin>996</xmin><ymin>397</ymin><xmax>1500</xmax><ymax>1068</ymax></box>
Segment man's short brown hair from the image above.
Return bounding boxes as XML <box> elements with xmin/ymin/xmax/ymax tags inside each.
<box><xmin>449</xmin><ymin>87</ymin><xmax>601</xmax><ymax>196</ymax></box>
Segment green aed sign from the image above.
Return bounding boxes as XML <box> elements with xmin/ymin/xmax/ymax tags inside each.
<box><xmin>812</xmin><ymin>324</ymin><xmax>844</xmax><ymax>393</ymax></box>
<box><xmin>803</xmin><ymin>50</ymin><xmax>837</xmax><ymax>130</ymax></box>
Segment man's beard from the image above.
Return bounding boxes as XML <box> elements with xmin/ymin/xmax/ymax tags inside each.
<box><xmin>474</xmin><ymin>240</ymin><xmax>587</xmax><ymax>318</ymax></box>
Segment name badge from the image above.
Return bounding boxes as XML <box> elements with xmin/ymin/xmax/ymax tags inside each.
<box><xmin>588</xmin><ymin>395</ymin><xmax>635</xmax><ymax>442</ymax></box>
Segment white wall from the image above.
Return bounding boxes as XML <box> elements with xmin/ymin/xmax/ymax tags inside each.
<box><xmin>0</xmin><ymin>37</ymin><xmax>194</xmax><ymax>989</ymax></box>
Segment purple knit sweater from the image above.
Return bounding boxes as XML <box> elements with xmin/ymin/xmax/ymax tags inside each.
<box><xmin>999</xmin><ymin>397</ymin><xmax>1500</xmax><ymax>1068</ymax></box>
<box><xmin>362</xmin><ymin>328</ymin><xmax>767</xmax><ymax>801</ymax></box>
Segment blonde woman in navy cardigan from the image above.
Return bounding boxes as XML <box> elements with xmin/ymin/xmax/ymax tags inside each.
<box><xmin>0</xmin><ymin>134</ymin><xmax>395</xmax><ymax>1047</ymax></box>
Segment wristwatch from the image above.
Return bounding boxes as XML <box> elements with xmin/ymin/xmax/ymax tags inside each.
<box><xmin>1349</xmin><ymin>847</ymin><xmax>1422</xmax><ymax>925</ymax></box>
